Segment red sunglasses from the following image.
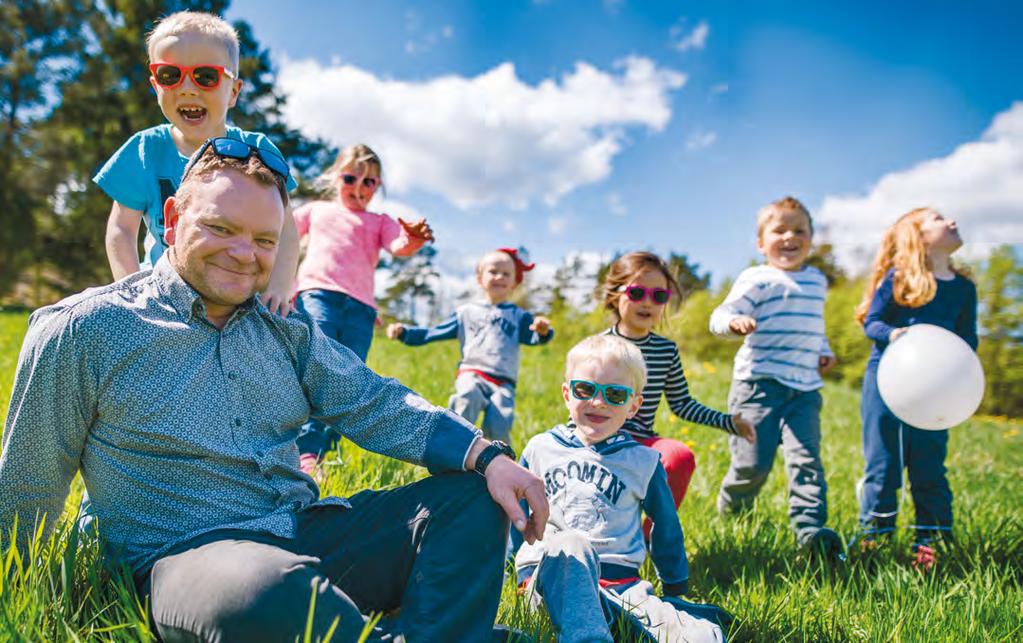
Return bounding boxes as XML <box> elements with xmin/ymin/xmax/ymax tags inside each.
<box><xmin>621</xmin><ymin>284</ymin><xmax>671</xmax><ymax>305</ymax></box>
<box><xmin>149</xmin><ymin>63</ymin><xmax>236</xmax><ymax>90</ymax></box>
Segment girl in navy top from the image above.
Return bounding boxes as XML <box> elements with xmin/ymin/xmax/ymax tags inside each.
<box><xmin>854</xmin><ymin>208</ymin><xmax>978</xmax><ymax>571</ymax></box>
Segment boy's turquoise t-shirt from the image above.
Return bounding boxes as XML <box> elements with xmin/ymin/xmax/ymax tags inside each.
<box><xmin>93</xmin><ymin>124</ymin><xmax>298</xmax><ymax>269</ymax></box>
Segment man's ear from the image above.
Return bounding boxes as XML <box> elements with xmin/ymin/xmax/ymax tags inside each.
<box><xmin>164</xmin><ymin>197</ymin><xmax>180</xmax><ymax>246</ymax></box>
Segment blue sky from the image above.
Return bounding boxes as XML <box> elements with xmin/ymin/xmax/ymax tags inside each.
<box><xmin>226</xmin><ymin>0</ymin><xmax>1023</xmax><ymax>293</ymax></box>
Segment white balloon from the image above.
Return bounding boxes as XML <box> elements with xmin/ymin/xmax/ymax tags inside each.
<box><xmin>877</xmin><ymin>324</ymin><xmax>985</xmax><ymax>430</ymax></box>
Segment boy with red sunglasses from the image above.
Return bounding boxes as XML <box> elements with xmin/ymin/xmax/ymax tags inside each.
<box><xmin>93</xmin><ymin>11</ymin><xmax>299</xmax><ymax>314</ymax></box>
<box><xmin>710</xmin><ymin>196</ymin><xmax>842</xmax><ymax>558</ymax></box>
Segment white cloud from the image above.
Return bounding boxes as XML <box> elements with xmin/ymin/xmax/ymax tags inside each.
<box><xmin>547</xmin><ymin>216</ymin><xmax>567</xmax><ymax>235</ymax></box>
<box><xmin>277</xmin><ymin>56</ymin><xmax>685</xmax><ymax>210</ymax></box>
<box><xmin>607</xmin><ymin>192</ymin><xmax>627</xmax><ymax>215</ymax></box>
<box><xmin>670</xmin><ymin>20</ymin><xmax>709</xmax><ymax>52</ymax></box>
<box><xmin>817</xmin><ymin>101</ymin><xmax>1023</xmax><ymax>271</ymax></box>
<box><xmin>710</xmin><ymin>83</ymin><xmax>729</xmax><ymax>94</ymax></box>
<box><xmin>686</xmin><ymin>130</ymin><xmax>717</xmax><ymax>150</ymax></box>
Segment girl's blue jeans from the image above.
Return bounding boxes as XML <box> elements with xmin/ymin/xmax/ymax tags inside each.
<box><xmin>295</xmin><ymin>289</ymin><xmax>377</xmax><ymax>457</ymax></box>
<box><xmin>859</xmin><ymin>363</ymin><xmax>952</xmax><ymax>540</ymax></box>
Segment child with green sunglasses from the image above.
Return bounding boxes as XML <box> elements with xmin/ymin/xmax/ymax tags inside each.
<box><xmin>510</xmin><ymin>334</ymin><xmax>727</xmax><ymax>642</ymax></box>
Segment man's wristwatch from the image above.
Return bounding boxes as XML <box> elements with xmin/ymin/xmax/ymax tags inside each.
<box><xmin>473</xmin><ymin>440</ymin><xmax>516</xmax><ymax>476</ymax></box>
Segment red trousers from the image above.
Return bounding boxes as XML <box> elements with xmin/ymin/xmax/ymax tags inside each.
<box><xmin>636</xmin><ymin>435</ymin><xmax>696</xmax><ymax>539</ymax></box>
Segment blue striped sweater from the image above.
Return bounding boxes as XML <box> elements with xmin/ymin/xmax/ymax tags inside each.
<box><xmin>710</xmin><ymin>264</ymin><xmax>833</xmax><ymax>391</ymax></box>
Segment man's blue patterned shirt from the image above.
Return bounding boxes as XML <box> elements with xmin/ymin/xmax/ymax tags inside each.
<box><xmin>0</xmin><ymin>258</ymin><xmax>478</xmax><ymax>573</ymax></box>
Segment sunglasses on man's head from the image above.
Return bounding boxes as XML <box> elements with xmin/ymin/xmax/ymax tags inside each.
<box><xmin>182</xmin><ymin>137</ymin><xmax>291</xmax><ymax>183</ymax></box>
<box><xmin>341</xmin><ymin>174</ymin><xmax>379</xmax><ymax>189</ymax></box>
<box><xmin>149</xmin><ymin>63</ymin><xmax>235</xmax><ymax>90</ymax></box>
<box><xmin>621</xmin><ymin>284</ymin><xmax>671</xmax><ymax>305</ymax></box>
<box><xmin>569</xmin><ymin>380</ymin><xmax>634</xmax><ymax>406</ymax></box>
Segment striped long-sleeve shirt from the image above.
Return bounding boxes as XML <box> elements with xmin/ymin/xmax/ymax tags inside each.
<box><xmin>605</xmin><ymin>326</ymin><xmax>736</xmax><ymax>438</ymax></box>
<box><xmin>709</xmin><ymin>264</ymin><xmax>833</xmax><ymax>391</ymax></box>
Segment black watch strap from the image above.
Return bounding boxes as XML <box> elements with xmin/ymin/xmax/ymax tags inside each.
<box><xmin>473</xmin><ymin>440</ymin><xmax>516</xmax><ymax>476</ymax></box>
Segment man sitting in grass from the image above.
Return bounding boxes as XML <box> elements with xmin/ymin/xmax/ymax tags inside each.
<box><xmin>0</xmin><ymin>139</ymin><xmax>548</xmax><ymax>642</ymax></box>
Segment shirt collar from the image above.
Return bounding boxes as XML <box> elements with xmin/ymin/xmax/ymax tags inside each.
<box><xmin>554</xmin><ymin>423</ymin><xmax>630</xmax><ymax>450</ymax></box>
<box><xmin>152</xmin><ymin>255</ymin><xmax>260</xmax><ymax>326</ymax></box>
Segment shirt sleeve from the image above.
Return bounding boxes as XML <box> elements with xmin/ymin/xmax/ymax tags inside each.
<box><xmin>863</xmin><ymin>270</ymin><xmax>898</xmax><ymax>344</ymax></box>
<box><xmin>642</xmin><ymin>461</ymin><xmax>689</xmax><ymax>595</ymax></box>
<box><xmin>295</xmin><ymin>314</ymin><xmax>477</xmax><ymax>473</ymax></box>
<box><xmin>665</xmin><ymin>345</ymin><xmax>736</xmax><ymax>434</ymax></box>
<box><xmin>957</xmin><ymin>278</ymin><xmax>979</xmax><ymax>351</ymax></box>
<box><xmin>0</xmin><ymin>308</ymin><xmax>97</xmax><ymax>555</ymax></box>
<box><xmin>380</xmin><ymin>214</ymin><xmax>426</xmax><ymax>257</ymax></box>
<box><xmin>293</xmin><ymin>203</ymin><xmax>312</xmax><ymax>237</ymax></box>
<box><xmin>400</xmin><ymin>312</ymin><xmax>460</xmax><ymax>346</ymax></box>
<box><xmin>92</xmin><ymin>133</ymin><xmax>150</xmax><ymax>211</ymax></box>
<box><xmin>517</xmin><ymin>311</ymin><xmax>554</xmax><ymax>346</ymax></box>
<box><xmin>709</xmin><ymin>269</ymin><xmax>758</xmax><ymax>337</ymax></box>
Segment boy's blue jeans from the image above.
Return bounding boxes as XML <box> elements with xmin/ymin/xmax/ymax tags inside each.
<box><xmin>295</xmin><ymin>289</ymin><xmax>377</xmax><ymax>457</ymax></box>
<box><xmin>859</xmin><ymin>363</ymin><xmax>952</xmax><ymax>539</ymax></box>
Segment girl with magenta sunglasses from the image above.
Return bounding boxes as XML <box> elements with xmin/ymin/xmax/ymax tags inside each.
<box><xmin>599</xmin><ymin>252</ymin><xmax>755</xmax><ymax>537</ymax></box>
<box><xmin>292</xmin><ymin>144</ymin><xmax>434</xmax><ymax>476</ymax></box>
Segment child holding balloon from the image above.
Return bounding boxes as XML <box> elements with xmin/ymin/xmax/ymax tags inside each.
<box><xmin>854</xmin><ymin>207</ymin><xmax>978</xmax><ymax>570</ymax></box>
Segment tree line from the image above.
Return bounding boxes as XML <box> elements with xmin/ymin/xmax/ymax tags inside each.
<box><xmin>3</xmin><ymin>2</ymin><xmax>1019</xmax><ymax>417</ymax></box>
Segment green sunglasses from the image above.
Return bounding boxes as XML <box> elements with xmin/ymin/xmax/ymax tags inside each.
<box><xmin>568</xmin><ymin>379</ymin><xmax>634</xmax><ymax>406</ymax></box>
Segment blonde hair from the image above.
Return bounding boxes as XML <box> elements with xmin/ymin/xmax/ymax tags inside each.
<box><xmin>147</xmin><ymin>12</ymin><xmax>240</xmax><ymax>74</ymax></box>
<box><xmin>565</xmin><ymin>335</ymin><xmax>647</xmax><ymax>392</ymax></box>
<box><xmin>600</xmin><ymin>251</ymin><xmax>683</xmax><ymax>321</ymax></box>
<box><xmin>756</xmin><ymin>196</ymin><xmax>814</xmax><ymax>238</ymax></box>
<box><xmin>176</xmin><ymin>148</ymin><xmax>289</xmax><ymax>212</ymax></box>
<box><xmin>854</xmin><ymin>207</ymin><xmax>969</xmax><ymax>324</ymax></box>
<box><xmin>314</xmin><ymin>144</ymin><xmax>384</xmax><ymax>199</ymax></box>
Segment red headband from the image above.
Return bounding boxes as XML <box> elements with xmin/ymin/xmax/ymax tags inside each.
<box><xmin>497</xmin><ymin>247</ymin><xmax>535</xmax><ymax>284</ymax></box>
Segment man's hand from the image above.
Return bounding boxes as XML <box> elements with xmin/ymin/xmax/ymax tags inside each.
<box><xmin>483</xmin><ymin>456</ymin><xmax>549</xmax><ymax>545</ymax></box>
<box><xmin>732</xmin><ymin>413</ymin><xmax>756</xmax><ymax>444</ymax></box>
<box><xmin>818</xmin><ymin>354</ymin><xmax>838</xmax><ymax>375</ymax></box>
<box><xmin>728</xmin><ymin>315</ymin><xmax>757</xmax><ymax>335</ymax></box>
<box><xmin>530</xmin><ymin>316</ymin><xmax>552</xmax><ymax>337</ymax></box>
<box><xmin>398</xmin><ymin>217</ymin><xmax>435</xmax><ymax>242</ymax></box>
<box><xmin>386</xmin><ymin>323</ymin><xmax>406</xmax><ymax>340</ymax></box>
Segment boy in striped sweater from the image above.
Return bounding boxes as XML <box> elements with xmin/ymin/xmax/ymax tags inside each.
<box><xmin>710</xmin><ymin>196</ymin><xmax>842</xmax><ymax>555</ymax></box>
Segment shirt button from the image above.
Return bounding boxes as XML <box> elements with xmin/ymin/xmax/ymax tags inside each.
<box><xmin>228</xmin><ymin>372</ymin><xmax>237</xmax><ymax>380</ymax></box>
<box><xmin>264</xmin><ymin>473</ymin><xmax>272</xmax><ymax>480</ymax></box>
<box><xmin>255</xmin><ymin>450</ymin><xmax>265</xmax><ymax>458</ymax></box>
<box><xmin>234</xmin><ymin>418</ymin><xmax>242</xmax><ymax>427</ymax></box>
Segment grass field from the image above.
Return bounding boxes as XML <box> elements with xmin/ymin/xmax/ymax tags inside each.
<box><xmin>1</xmin><ymin>308</ymin><xmax>1021</xmax><ymax>641</ymax></box>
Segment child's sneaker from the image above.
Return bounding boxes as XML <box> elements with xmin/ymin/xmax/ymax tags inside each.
<box><xmin>299</xmin><ymin>453</ymin><xmax>326</xmax><ymax>484</ymax></box>
<box><xmin>911</xmin><ymin>542</ymin><xmax>937</xmax><ymax>572</ymax></box>
<box><xmin>802</xmin><ymin>527</ymin><xmax>846</xmax><ymax>561</ymax></box>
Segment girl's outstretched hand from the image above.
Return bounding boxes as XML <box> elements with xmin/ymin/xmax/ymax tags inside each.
<box><xmin>728</xmin><ymin>315</ymin><xmax>757</xmax><ymax>335</ymax></box>
<box><xmin>733</xmin><ymin>414</ymin><xmax>756</xmax><ymax>444</ymax></box>
<box><xmin>530</xmin><ymin>316</ymin><xmax>552</xmax><ymax>337</ymax></box>
<box><xmin>386</xmin><ymin>323</ymin><xmax>406</xmax><ymax>340</ymax></box>
<box><xmin>398</xmin><ymin>217</ymin><xmax>435</xmax><ymax>242</ymax></box>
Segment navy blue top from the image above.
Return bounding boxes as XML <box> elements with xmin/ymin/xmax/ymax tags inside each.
<box><xmin>863</xmin><ymin>269</ymin><xmax>978</xmax><ymax>365</ymax></box>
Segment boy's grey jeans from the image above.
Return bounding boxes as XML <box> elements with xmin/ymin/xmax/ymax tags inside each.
<box><xmin>525</xmin><ymin>530</ymin><xmax>724</xmax><ymax>643</ymax></box>
<box><xmin>138</xmin><ymin>473</ymin><xmax>507</xmax><ymax>643</ymax></box>
<box><xmin>717</xmin><ymin>378</ymin><xmax>828</xmax><ymax>543</ymax></box>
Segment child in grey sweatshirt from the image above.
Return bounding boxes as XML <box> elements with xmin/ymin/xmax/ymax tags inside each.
<box><xmin>511</xmin><ymin>335</ymin><xmax>724</xmax><ymax>643</ymax></box>
<box><xmin>387</xmin><ymin>248</ymin><xmax>553</xmax><ymax>443</ymax></box>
